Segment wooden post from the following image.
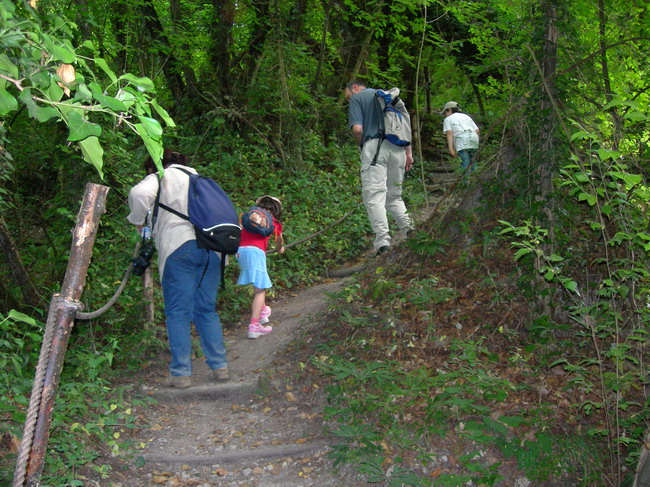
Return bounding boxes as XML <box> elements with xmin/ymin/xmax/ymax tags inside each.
<box><xmin>12</xmin><ymin>183</ymin><xmax>109</xmax><ymax>487</ymax></box>
<box><xmin>143</xmin><ymin>266</ymin><xmax>155</xmax><ymax>326</ymax></box>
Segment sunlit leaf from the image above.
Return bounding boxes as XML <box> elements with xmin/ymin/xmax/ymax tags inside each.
<box><xmin>138</xmin><ymin>116</ymin><xmax>163</xmax><ymax>138</ymax></box>
<box><xmin>135</xmin><ymin>123</ymin><xmax>163</xmax><ymax>167</ymax></box>
<box><xmin>596</xmin><ymin>149</ymin><xmax>620</xmax><ymax>161</ymax></box>
<box><xmin>78</xmin><ymin>136</ymin><xmax>104</xmax><ymax>177</ymax></box>
<box><xmin>624</xmin><ymin>111</ymin><xmax>647</xmax><ymax>122</ymax></box>
<box><xmin>119</xmin><ymin>73</ymin><xmax>155</xmax><ymax>93</ymax></box>
<box><xmin>151</xmin><ymin>98</ymin><xmax>175</xmax><ymax>127</ymax></box>
<box><xmin>8</xmin><ymin>310</ymin><xmax>36</xmax><ymax>325</ymax></box>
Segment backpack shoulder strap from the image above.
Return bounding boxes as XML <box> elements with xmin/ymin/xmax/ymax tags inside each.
<box><xmin>156</xmin><ymin>166</ymin><xmax>192</xmax><ymax>221</ymax></box>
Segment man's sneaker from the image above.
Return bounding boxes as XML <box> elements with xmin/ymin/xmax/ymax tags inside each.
<box><xmin>260</xmin><ymin>306</ymin><xmax>272</xmax><ymax>325</ymax></box>
<box><xmin>211</xmin><ymin>367</ymin><xmax>229</xmax><ymax>382</ymax></box>
<box><xmin>248</xmin><ymin>322</ymin><xmax>273</xmax><ymax>339</ymax></box>
<box><xmin>397</xmin><ymin>227</ymin><xmax>414</xmax><ymax>240</ymax></box>
<box><xmin>376</xmin><ymin>245</ymin><xmax>390</xmax><ymax>256</ymax></box>
<box><xmin>161</xmin><ymin>375</ymin><xmax>191</xmax><ymax>389</ymax></box>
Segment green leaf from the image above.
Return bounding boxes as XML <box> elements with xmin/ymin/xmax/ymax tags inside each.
<box><xmin>51</xmin><ymin>44</ymin><xmax>76</xmax><ymax>64</ymax></box>
<box><xmin>624</xmin><ymin>111</ymin><xmax>648</xmax><ymax>122</ymax></box>
<box><xmin>78</xmin><ymin>136</ymin><xmax>104</xmax><ymax>177</ymax></box>
<box><xmin>151</xmin><ymin>98</ymin><xmax>175</xmax><ymax>127</ymax></box>
<box><xmin>67</xmin><ymin>110</ymin><xmax>102</xmax><ymax>141</ymax></box>
<box><xmin>542</xmin><ymin>268</ymin><xmax>555</xmax><ymax>280</ymax></box>
<box><xmin>72</xmin><ymin>83</ymin><xmax>93</xmax><ymax>102</ymax></box>
<box><xmin>135</xmin><ymin>123</ymin><xmax>163</xmax><ymax>167</ymax></box>
<box><xmin>19</xmin><ymin>88</ymin><xmax>60</xmax><ymax>122</ymax></box>
<box><xmin>115</xmin><ymin>90</ymin><xmax>136</xmax><ymax>109</ymax></box>
<box><xmin>596</xmin><ymin>149</ymin><xmax>620</xmax><ymax>161</ymax></box>
<box><xmin>41</xmin><ymin>33</ymin><xmax>76</xmax><ymax>63</ymax></box>
<box><xmin>570</xmin><ymin>131</ymin><xmax>590</xmax><ymax>142</ymax></box>
<box><xmin>0</xmin><ymin>53</ymin><xmax>19</xmax><ymax>78</ymax></box>
<box><xmin>47</xmin><ymin>78</ymin><xmax>64</xmax><ymax>102</ymax></box>
<box><xmin>88</xmin><ymin>82</ymin><xmax>127</xmax><ymax>111</ymax></box>
<box><xmin>81</xmin><ymin>40</ymin><xmax>96</xmax><ymax>51</ymax></box>
<box><xmin>93</xmin><ymin>58</ymin><xmax>117</xmax><ymax>84</ymax></box>
<box><xmin>562</xmin><ymin>279</ymin><xmax>578</xmax><ymax>293</ymax></box>
<box><xmin>513</xmin><ymin>248</ymin><xmax>532</xmax><ymax>261</ymax></box>
<box><xmin>574</xmin><ymin>172</ymin><xmax>590</xmax><ymax>183</ymax></box>
<box><xmin>8</xmin><ymin>309</ymin><xmax>36</xmax><ymax>325</ymax></box>
<box><xmin>0</xmin><ymin>85</ymin><xmax>18</xmax><ymax>115</ymax></box>
<box><xmin>119</xmin><ymin>74</ymin><xmax>155</xmax><ymax>93</ymax></box>
<box><xmin>138</xmin><ymin>116</ymin><xmax>163</xmax><ymax>139</ymax></box>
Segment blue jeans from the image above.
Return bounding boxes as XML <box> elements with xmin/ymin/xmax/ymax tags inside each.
<box><xmin>458</xmin><ymin>149</ymin><xmax>477</xmax><ymax>172</ymax></box>
<box><xmin>161</xmin><ymin>240</ymin><xmax>227</xmax><ymax>376</ymax></box>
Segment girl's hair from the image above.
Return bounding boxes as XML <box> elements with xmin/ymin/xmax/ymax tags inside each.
<box><xmin>256</xmin><ymin>195</ymin><xmax>282</xmax><ymax>220</ymax></box>
<box><xmin>144</xmin><ymin>149</ymin><xmax>188</xmax><ymax>175</ymax></box>
<box><xmin>450</xmin><ymin>106</ymin><xmax>460</xmax><ymax>114</ymax></box>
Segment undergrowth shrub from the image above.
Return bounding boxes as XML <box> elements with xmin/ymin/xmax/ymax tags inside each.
<box><xmin>500</xmin><ymin>124</ymin><xmax>650</xmax><ymax>486</ymax></box>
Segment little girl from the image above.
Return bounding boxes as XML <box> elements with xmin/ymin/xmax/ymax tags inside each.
<box><xmin>236</xmin><ymin>195</ymin><xmax>285</xmax><ymax>338</ymax></box>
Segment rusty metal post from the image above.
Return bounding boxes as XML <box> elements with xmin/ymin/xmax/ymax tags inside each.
<box><xmin>12</xmin><ymin>183</ymin><xmax>109</xmax><ymax>487</ymax></box>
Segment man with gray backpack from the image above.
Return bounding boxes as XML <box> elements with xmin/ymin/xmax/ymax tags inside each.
<box><xmin>345</xmin><ymin>80</ymin><xmax>415</xmax><ymax>256</ymax></box>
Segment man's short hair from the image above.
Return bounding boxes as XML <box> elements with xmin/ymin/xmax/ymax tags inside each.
<box><xmin>346</xmin><ymin>80</ymin><xmax>367</xmax><ymax>90</ymax></box>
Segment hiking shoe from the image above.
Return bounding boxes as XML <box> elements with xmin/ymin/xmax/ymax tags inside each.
<box><xmin>376</xmin><ymin>245</ymin><xmax>390</xmax><ymax>256</ymax></box>
<box><xmin>161</xmin><ymin>375</ymin><xmax>191</xmax><ymax>389</ymax></box>
<box><xmin>260</xmin><ymin>306</ymin><xmax>272</xmax><ymax>325</ymax></box>
<box><xmin>211</xmin><ymin>367</ymin><xmax>229</xmax><ymax>382</ymax></box>
<box><xmin>248</xmin><ymin>322</ymin><xmax>273</xmax><ymax>339</ymax></box>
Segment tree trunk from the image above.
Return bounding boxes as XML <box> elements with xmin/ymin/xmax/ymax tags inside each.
<box><xmin>75</xmin><ymin>0</ymin><xmax>92</xmax><ymax>42</ymax></box>
<box><xmin>210</xmin><ymin>0</ymin><xmax>236</xmax><ymax>100</ymax></box>
<box><xmin>0</xmin><ymin>215</ymin><xmax>42</xmax><ymax>310</ymax></box>
<box><xmin>111</xmin><ymin>0</ymin><xmax>130</xmax><ymax>73</ymax></box>
<box><xmin>287</xmin><ymin>0</ymin><xmax>308</xmax><ymax>43</ymax></box>
<box><xmin>597</xmin><ymin>0</ymin><xmax>623</xmax><ymax>148</ymax></box>
<box><xmin>140</xmin><ymin>0</ymin><xmax>186</xmax><ymax>101</ymax></box>
<box><xmin>311</xmin><ymin>0</ymin><xmax>333</xmax><ymax>93</ymax></box>
<box><xmin>243</xmin><ymin>0</ymin><xmax>272</xmax><ymax>89</ymax></box>
<box><xmin>169</xmin><ymin>0</ymin><xmax>199</xmax><ymax>96</ymax></box>
<box><xmin>539</xmin><ymin>1</ymin><xmax>558</xmax><ymax>239</ymax></box>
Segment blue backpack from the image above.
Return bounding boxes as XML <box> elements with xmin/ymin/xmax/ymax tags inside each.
<box><xmin>241</xmin><ymin>206</ymin><xmax>275</xmax><ymax>237</ymax></box>
<box><xmin>156</xmin><ymin>166</ymin><xmax>241</xmax><ymax>254</ymax></box>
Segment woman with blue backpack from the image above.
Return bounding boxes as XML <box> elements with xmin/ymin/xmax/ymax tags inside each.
<box><xmin>127</xmin><ymin>149</ymin><xmax>231</xmax><ymax>388</ymax></box>
<box><xmin>236</xmin><ymin>195</ymin><xmax>285</xmax><ymax>339</ymax></box>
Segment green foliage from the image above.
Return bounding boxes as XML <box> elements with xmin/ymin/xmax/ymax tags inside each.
<box><xmin>500</xmin><ymin>121</ymin><xmax>650</xmax><ymax>484</ymax></box>
<box><xmin>316</xmin><ymin>334</ymin><xmax>602</xmax><ymax>485</ymax></box>
<box><xmin>0</xmin><ymin>0</ymin><xmax>174</xmax><ymax>175</ymax></box>
<box><xmin>0</xmin><ymin>310</ymin><xmax>155</xmax><ymax>485</ymax></box>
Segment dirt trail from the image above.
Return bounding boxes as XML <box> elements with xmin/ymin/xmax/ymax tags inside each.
<box><xmin>99</xmin><ymin>277</ymin><xmax>373</xmax><ymax>487</ymax></box>
<box><xmin>97</xmin><ymin>178</ymin><xmax>453</xmax><ymax>486</ymax></box>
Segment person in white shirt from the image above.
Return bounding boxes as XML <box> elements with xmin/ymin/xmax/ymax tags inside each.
<box><xmin>127</xmin><ymin>149</ymin><xmax>229</xmax><ymax>388</ymax></box>
<box><xmin>441</xmin><ymin>101</ymin><xmax>480</xmax><ymax>173</ymax></box>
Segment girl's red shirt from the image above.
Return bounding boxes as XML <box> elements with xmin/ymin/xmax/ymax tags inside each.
<box><xmin>238</xmin><ymin>218</ymin><xmax>283</xmax><ymax>252</ymax></box>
